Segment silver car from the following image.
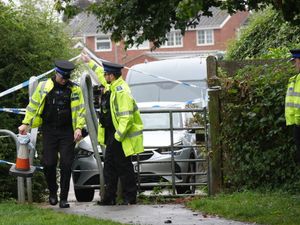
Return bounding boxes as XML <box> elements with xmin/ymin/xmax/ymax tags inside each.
<box><xmin>71</xmin><ymin>101</ymin><xmax>200</xmax><ymax>202</ymax></box>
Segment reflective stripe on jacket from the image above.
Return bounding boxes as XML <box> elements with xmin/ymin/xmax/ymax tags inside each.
<box><xmin>22</xmin><ymin>78</ymin><xmax>86</xmax><ymax>130</ymax></box>
<box><xmin>285</xmin><ymin>74</ymin><xmax>300</xmax><ymax>125</ymax></box>
<box><xmin>88</xmin><ymin>60</ymin><xmax>144</xmax><ymax>157</ymax></box>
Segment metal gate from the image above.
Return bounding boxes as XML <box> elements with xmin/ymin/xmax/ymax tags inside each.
<box><xmin>134</xmin><ymin>106</ymin><xmax>210</xmax><ymax>196</ymax></box>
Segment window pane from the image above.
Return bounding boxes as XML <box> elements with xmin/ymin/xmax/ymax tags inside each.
<box><xmin>97</xmin><ymin>42</ymin><xmax>110</xmax><ymax>50</ymax></box>
<box><xmin>166</xmin><ymin>33</ymin><xmax>174</xmax><ymax>46</ymax></box>
<box><xmin>198</xmin><ymin>31</ymin><xmax>205</xmax><ymax>44</ymax></box>
<box><xmin>175</xmin><ymin>32</ymin><xmax>182</xmax><ymax>45</ymax></box>
<box><xmin>129</xmin><ymin>40</ymin><xmax>149</xmax><ymax>49</ymax></box>
<box><xmin>163</xmin><ymin>31</ymin><xmax>183</xmax><ymax>46</ymax></box>
<box><xmin>166</xmin><ymin>32</ymin><xmax>173</xmax><ymax>40</ymax></box>
<box><xmin>198</xmin><ymin>30</ymin><xmax>213</xmax><ymax>44</ymax></box>
<box><xmin>138</xmin><ymin>40</ymin><xmax>149</xmax><ymax>48</ymax></box>
<box><xmin>97</xmin><ymin>36</ymin><xmax>109</xmax><ymax>41</ymax></box>
<box><xmin>96</xmin><ymin>35</ymin><xmax>111</xmax><ymax>50</ymax></box>
<box><xmin>206</xmin><ymin>30</ymin><xmax>213</xmax><ymax>43</ymax></box>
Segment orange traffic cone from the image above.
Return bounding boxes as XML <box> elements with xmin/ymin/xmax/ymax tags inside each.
<box><xmin>15</xmin><ymin>135</ymin><xmax>30</xmax><ymax>171</ymax></box>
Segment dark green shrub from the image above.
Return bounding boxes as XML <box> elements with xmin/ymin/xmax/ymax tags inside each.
<box><xmin>219</xmin><ymin>61</ymin><xmax>300</xmax><ymax>190</ymax></box>
<box><xmin>0</xmin><ymin>1</ymin><xmax>77</xmax><ymax>201</ymax></box>
<box><xmin>226</xmin><ymin>8</ymin><xmax>300</xmax><ymax>60</ymax></box>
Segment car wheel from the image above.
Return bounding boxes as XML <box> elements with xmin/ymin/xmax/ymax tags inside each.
<box><xmin>74</xmin><ymin>188</ymin><xmax>95</xmax><ymax>202</ymax></box>
<box><xmin>176</xmin><ymin>157</ymin><xmax>196</xmax><ymax>194</ymax></box>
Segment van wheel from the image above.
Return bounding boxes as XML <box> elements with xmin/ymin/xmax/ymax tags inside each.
<box><xmin>74</xmin><ymin>188</ymin><xmax>94</xmax><ymax>202</ymax></box>
<box><xmin>176</xmin><ymin>158</ymin><xmax>196</xmax><ymax>194</ymax></box>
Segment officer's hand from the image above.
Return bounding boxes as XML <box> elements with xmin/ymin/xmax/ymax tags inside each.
<box><xmin>18</xmin><ymin>124</ymin><xmax>28</xmax><ymax>135</ymax></box>
<box><xmin>81</xmin><ymin>52</ymin><xmax>91</xmax><ymax>63</ymax></box>
<box><xmin>74</xmin><ymin>128</ymin><xmax>82</xmax><ymax>142</ymax></box>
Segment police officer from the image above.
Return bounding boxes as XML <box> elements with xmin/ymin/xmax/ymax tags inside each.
<box><xmin>285</xmin><ymin>49</ymin><xmax>300</xmax><ymax>166</ymax></box>
<box><xmin>81</xmin><ymin>52</ymin><xmax>144</xmax><ymax>205</ymax></box>
<box><xmin>18</xmin><ymin>60</ymin><xmax>85</xmax><ymax>208</ymax></box>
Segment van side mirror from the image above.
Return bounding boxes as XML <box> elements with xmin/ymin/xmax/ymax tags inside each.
<box><xmin>188</xmin><ymin>129</ymin><xmax>196</xmax><ymax>134</ymax></box>
<box><xmin>196</xmin><ymin>132</ymin><xmax>205</xmax><ymax>143</ymax></box>
<box><xmin>82</xmin><ymin>128</ymin><xmax>89</xmax><ymax>138</ymax></box>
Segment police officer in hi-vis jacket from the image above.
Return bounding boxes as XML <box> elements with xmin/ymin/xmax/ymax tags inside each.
<box><xmin>81</xmin><ymin>52</ymin><xmax>144</xmax><ymax>205</ymax></box>
<box><xmin>285</xmin><ymin>49</ymin><xmax>300</xmax><ymax>166</ymax></box>
<box><xmin>18</xmin><ymin>60</ymin><xmax>85</xmax><ymax>208</ymax></box>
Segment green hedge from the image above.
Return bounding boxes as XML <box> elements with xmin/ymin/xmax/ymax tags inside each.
<box><xmin>219</xmin><ymin>61</ymin><xmax>300</xmax><ymax>191</ymax></box>
<box><xmin>0</xmin><ymin>1</ymin><xmax>77</xmax><ymax>201</ymax></box>
<box><xmin>225</xmin><ymin>8</ymin><xmax>300</xmax><ymax>60</ymax></box>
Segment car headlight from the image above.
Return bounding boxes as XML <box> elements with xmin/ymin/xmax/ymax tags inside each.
<box><xmin>157</xmin><ymin>141</ymin><xmax>183</xmax><ymax>155</ymax></box>
<box><xmin>160</xmin><ymin>149</ymin><xmax>182</xmax><ymax>156</ymax></box>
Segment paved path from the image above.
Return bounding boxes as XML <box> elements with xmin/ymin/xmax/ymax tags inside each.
<box><xmin>43</xmin><ymin>180</ymin><xmax>254</xmax><ymax>225</ymax></box>
<box><xmin>46</xmin><ymin>201</ymin><xmax>254</xmax><ymax>225</ymax></box>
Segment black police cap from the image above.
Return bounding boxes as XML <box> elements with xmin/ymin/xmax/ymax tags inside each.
<box><xmin>102</xmin><ymin>61</ymin><xmax>124</xmax><ymax>74</ymax></box>
<box><xmin>290</xmin><ymin>49</ymin><xmax>300</xmax><ymax>61</ymax></box>
<box><xmin>54</xmin><ymin>60</ymin><xmax>75</xmax><ymax>79</ymax></box>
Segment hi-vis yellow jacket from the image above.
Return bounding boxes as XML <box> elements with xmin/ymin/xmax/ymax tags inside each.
<box><xmin>285</xmin><ymin>74</ymin><xmax>300</xmax><ymax>125</ymax></box>
<box><xmin>88</xmin><ymin>60</ymin><xmax>144</xmax><ymax>157</ymax></box>
<box><xmin>22</xmin><ymin>78</ymin><xmax>85</xmax><ymax>130</ymax></box>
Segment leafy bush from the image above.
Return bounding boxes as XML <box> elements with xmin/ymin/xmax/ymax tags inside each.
<box><xmin>219</xmin><ymin>61</ymin><xmax>300</xmax><ymax>190</ymax></box>
<box><xmin>226</xmin><ymin>8</ymin><xmax>300</xmax><ymax>60</ymax></box>
<box><xmin>0</xmin><ymin>1</ymin><xmax>78</xmax><ymax>201</ymax></box>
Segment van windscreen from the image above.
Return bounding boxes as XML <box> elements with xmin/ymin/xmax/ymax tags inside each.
<box><xmin>130</xmin><ymin>80</ymin><xmax>207</xmax><ymax>103</ymax></box>
<box><xmin>126</xmin><ymin>57</ymin><xmax>207</xmax><ymax>103</ymax></box>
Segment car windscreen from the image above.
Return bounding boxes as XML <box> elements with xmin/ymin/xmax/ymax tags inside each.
<box><xmin>141</xmin><ymin>112</ymin><xmax>182</xmax><ymax>129</ymax></box>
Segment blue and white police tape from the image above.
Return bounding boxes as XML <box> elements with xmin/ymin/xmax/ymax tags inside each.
<box><xmin>0</xmin><ymin>54</ymin><xmax>81</xmax><ymax>99</ymax></box>
<box><xmin>0</xmin><ymin>159</ymin><xmax>43</xmax><ymax>171</ymax></box>
<box><xmin>185</xmin><ymin>98</ymin><xmax>205</xmax><ymax>105</ymax></box>
<box><xmin>0</xmin><ymin>108</ymin><xmax>26</xmax><ymax>115</ymax></box>
<box><xmin>146</xmin><ymin>98</ymin><xmax>208</xmax><ymax>108</ymax></box>
<box><xmin>0</xmin><ymin>159</ymin><xmax>14</xmax><ymax>165</ymax></box>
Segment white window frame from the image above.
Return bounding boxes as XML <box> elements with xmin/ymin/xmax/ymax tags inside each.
<box><xmin>161</xmin><ymin>31</ymin><xmax>183</xmax><ymax>48</ymax></box>
<box><xmin>95</xmin><ymin>35</ymin><xmax>112</xmax><ymax>52</ymax></box>
<box><xmin>127</xmin><ymin>39</ymin><xmax>150</xmax><ymax>50</ymax></box>
<box><xmin>197</xmin><ymin>29</ymin><xmax>214</xmax><ymax>46</ymax></box>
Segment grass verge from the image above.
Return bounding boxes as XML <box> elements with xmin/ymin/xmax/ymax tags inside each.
<box><xmin>0</xmin><ymin>201</ymin><xmax>126</xmax><ymax>225</ymax></box>
<box><xmin>187</xmin><ymin>190</ymin><xmax>300</xmax><ymax>225</ymax></box>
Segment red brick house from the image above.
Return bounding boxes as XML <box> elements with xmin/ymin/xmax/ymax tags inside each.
<box><xmin>69</xmin><ymin>7</ymin><xmax>248</xmax><ymax>71</ymax></box>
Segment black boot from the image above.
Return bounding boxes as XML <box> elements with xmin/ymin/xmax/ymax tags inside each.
<box><xmin>97</xmin><ymin>198</ymin><xmax>116</xmax><ymax>206</ymax></box>
<box><xmin>59</xmin><ymin>200</ymin><xmax>70</xmax><ymax>208</ymax></box>
<box><xmin>49</xmin><ymin>193</ymin><xmax>58</xmax><ymax>206</ymax></box>
<box><xmin>120</xmin><ymin>198</ymin><xmax>136</xmax><ymax>205</ymax></box>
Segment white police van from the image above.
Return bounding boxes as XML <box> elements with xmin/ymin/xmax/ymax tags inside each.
<box><xmin>125</xmin><ymin>57</ymin><xmax>207</xmax><ymax>105</ymax></box>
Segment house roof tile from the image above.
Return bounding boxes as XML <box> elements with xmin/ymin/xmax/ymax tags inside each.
<box><xmin>69</xmin><ymin>7</ymin><xmax>231</xmax><ymax>37</ymax></box>
<box><xmin>68</xmin><ymin>13</ymin><xmax>99</xmax><ymax>37</ymax></box>
<box><xmin>194</xmin><ymin>7</ymin><xmax>230</xmax><ymax>28</ymax></box>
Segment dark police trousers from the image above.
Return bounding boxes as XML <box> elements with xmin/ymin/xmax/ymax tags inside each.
<box><xmin>42</xmin><ymin>125</ymin><xmax>75</xmax><ymax>200</ymax></box>
<box><xmin>293</xmin><ymin>125</ymin><xmax>300</xmax><ymax>165</ymax></box>
<box><xmin>103</xmin><ymin>134</ymin><xmax>137</xmax><ymax>203</ymax></box>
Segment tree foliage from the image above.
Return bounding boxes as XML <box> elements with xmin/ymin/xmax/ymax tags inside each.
<box><xmin>56</xmin><ymin>0</ymin><xmax>300</xmax><ymax>48</ymax></box>
<box><xmin>0</xmin><ymin>0</ymin><xmax>77</xmax><ymax>201</ymax></box>
<box><xmin>226</xmin><ymin>8</ymin><xmax>300</xmax><ymax>60</ymax></box>
<box><xmin>0</xmin><ymin>0</ymin><xmax>77</xmax><ymax>131</ymax></box>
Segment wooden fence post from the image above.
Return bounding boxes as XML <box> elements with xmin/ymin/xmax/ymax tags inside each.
<box><xmin>206</xmin><ymin>56</ymin><xmax>222</xmax><ymax>195</ymax></box>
